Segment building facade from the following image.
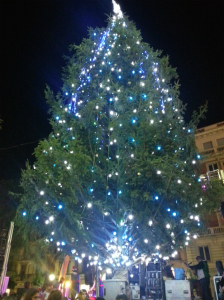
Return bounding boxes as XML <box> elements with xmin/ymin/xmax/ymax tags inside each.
<box><xmin>186</xmin><ymin>121</ymin><xmax>224</xmax><ymax>297</ymax></box>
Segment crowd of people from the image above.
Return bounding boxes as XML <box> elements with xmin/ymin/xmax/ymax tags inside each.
<box><xmin>0</xmin><ymin>279</ymin><xmax>129</xmax><ymax>300</ymax></box>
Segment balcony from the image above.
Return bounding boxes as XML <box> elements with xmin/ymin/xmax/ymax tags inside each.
<box><xmin>201</xmin><ymin>226</ymin><xmax>224</xmax><ymax>235</ymax></box>
<box><xmin>200</xmin><ymin>169</ymin><xmax>224</xmax><ymax>183</ymax></box>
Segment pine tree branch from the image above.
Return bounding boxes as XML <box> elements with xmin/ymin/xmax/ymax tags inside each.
<box><xmin>152</xmin><ymin>167</ymin><xmax>175</xmax><ymax>220</ymax></box>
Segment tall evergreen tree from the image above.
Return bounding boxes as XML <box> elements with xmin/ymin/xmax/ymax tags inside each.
<box><xmin>16</xmin><ymin>1</ymin><xmax>223</xmax><ymax>271</ymax></box>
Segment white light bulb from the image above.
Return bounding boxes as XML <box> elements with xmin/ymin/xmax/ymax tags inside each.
<box><xmin>40</xmin><ymin>191</ymin><xmax>44</xmax><ymax>196</ymax></box>
<box><xmin>128</xmin><ymin>214</ymin><xmax>133</xmax><ymax>220</ymax></box>
<box><xmin>87</xmin><ymin>203</ymin><xmax>92</xmax><ymax>208</ymax></box>
<box><xmin>156</xmin><ymin>245</ymin><xmax>160</xmax><ymax>249</ymax></box>
<box><xmin>166</xmin><ymin>224</ymin><xmax>171</xmax><ymax>229</ymax></box>
<box><xmin>157</xmin><ymin>170</ymin><xmax>161</xmax><ymax>174</ymax></box>
<box><xmin>149</xmin><ymin>220</ymin><xmax>153</xmax><ymax>226</ymax></box>
<box><xmin>49</xmin><ymin>216</ymin><xmax>54</xmax><ymax>221</ymax></box>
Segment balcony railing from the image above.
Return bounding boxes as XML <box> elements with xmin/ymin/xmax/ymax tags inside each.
<box><xmin>204</xmin><ymin>226</ymin><xmax>224</xmax><ymax>235</ymax></box>
<box><xmin>200</xmin><ymin>169</ymin><xmax>224</xmax><ymax>183</ymax></box>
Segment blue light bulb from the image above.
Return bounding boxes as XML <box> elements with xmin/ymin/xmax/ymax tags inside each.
<box><xmin>50</xmin><ymin>238</ymin><xmax>53</xmax><ymax>242</ymax></box>
<box><xmin>132</xmin><ymin>119</ymin><xmax>136</xmax><ymax>124</ymax></box>
<box><xmin>22</xmin><ymin>212</ymin><xmax>26</xmax><ymax>216</ymax></box>
<box><xmin>58</xmin><ymin>204</ymin><xmax>63</xmax><ymax>210</ymax></box>
<box><xmin>118</xmin><ymin>190</ymin><xmax>122</xmax><ymax>194</ymax></box>
<box><xmin>132</xmin><ymin>71</ymin><xmax>135</xmax><ymax>74</ymax></box>
<box><xmin>184</xmin><ymin>230</ymin><xmax>188</xmax><ymax>234</ymax></box>
<box><xmin>172</xmin><ymin>212</ymin><xmax>177</xmax><ymax>216</ymax></box>
<box><xmin>197</xmin><ymin>155</ymin><xmax>201</xmax><ymax>159</ymax></box>
<box><xmin>108</xmin><ymin>192</ymin><xmax>111</xmax><ymax>195</ymax></box>
<box><xmin>94</xmin><ymin>33</ymin><xmax>96</xmax><ymax>36</ymax></box>
<box><xmin>128</xmin><ymin>237</ymin><xmax>132</xmax><ymax>242</ymax></box>
<box><xmin>157</xmin><ymin>146</ymin><xmax>161</xmax><ymax>150</ymax></box>
<box><xmin>167</xmin><ymin>208</ymin><xmax>170</xmax><ymax>212</ymax></box>
<box><xmin>35</xmin><ymin>216</ymin><xmax>39</xmax><ymax>220</ymax></box>
<box><xmin>155</xmin><ymin>196</ymin><xmax>159</xmax><ymax>200</ymax></box>
<box><xmin>65</xmin><ymin>92</ymin><xmax>68</xmax><ymax>96</ymax></box>
<box><xmin>113</xmin><ymin>231</ymin><xmax>117</xmax><ymax>236</ymax></box>
<box><xmin>118</xmin><ymin>76</ymin><xmax>121</xmax><ymax>79</ymax></box>
<box><xmin>61</xmin><ymin>241</ymin><xmax>66</xmax><ymax>246</ymax></box>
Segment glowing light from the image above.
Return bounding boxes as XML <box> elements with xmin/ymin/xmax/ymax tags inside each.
<box><xmin>40</xmin><ymin>191</ymin><xmax>44</xmax><ymax>196</ymax></box>
<box><xmin>149</xmin><ymin>220</ymin><xmax>153</xmax><ymax>226</ymax></box>
<box><xmin>87</xmin><ymin>203</ymin><xmax>92</xmax><ymax>208</ymax></box>
<box><xmin>49</xmin><ymin>216</ymin><xmax>54</xmax><ymax>221</ymax></box>
<box><xmin>49</xmin><ymin>274</ymin><xmax>55</xmax><ymax>281</ymax></box>
<box><xmin>22</xmin><ymin>212</ymin><xmax>26</xmax><ymax>216</ymax></box>
<box><xmin>128</xmin><ymin>214</ymin><xmax>133</xmax><ymax>220</ymax></box>
<box><xmin>166</xmin><ymin>224</ymin><xmax>171</xmax><ymax>229</ymax></box>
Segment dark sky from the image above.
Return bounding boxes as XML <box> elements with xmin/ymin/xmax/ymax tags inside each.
<box><xmin>0</xmin><ymin>0</ymin><xmax>223</xmax><ymax>180</ymax></box>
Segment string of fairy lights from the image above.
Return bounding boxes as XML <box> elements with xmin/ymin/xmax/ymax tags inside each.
<box><xmin>21</xmin><ymin>0</ymin><xmax>205</xmax><ymax>272</ymax></box>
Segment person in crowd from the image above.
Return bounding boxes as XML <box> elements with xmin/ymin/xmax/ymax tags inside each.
<box><xmin>48</xmin><ymin>291</ymin><xmax>62</xmax><ymax>300</ymax></box>
<box><xmin>42</xmin><ymin>282</ymin><xmax>53</xmax><ymax>300</ymax></box>
<box><xmin>24</xmin><ymin>282</ymin><xmax>31</xmax><ymax>290</ymax></box>
<box><xmin>185</xmin><ymin>256</ymin><xmax>212</xmax><ymax>300</ymax></box>
<box><xmin>24</xmin><ymin>289</ymin><xmax>40</xmax><ymax>300</ymax></box>
<box><xmin>115</xmin><ymin>295</ymin><xmax>128</xmax><ymax>300</ymax></box>
<box><xmin>76</xmin><ymin>290</ymin><xmax>89</xmax><ymax>300</ymax></box>
<box><xmin>218</xmin><ymin>270</ymin><xmax>224</xmax><ymax>300</ymax></box>
<box><xmin>54</xmin><ymin>278</ymin><xmax>64</xmax><ymax>290</ymax></box>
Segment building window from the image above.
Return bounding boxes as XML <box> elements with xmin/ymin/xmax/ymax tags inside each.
<box><xmin>217</xmin><ymin>137</ymin><xmax>224</xmax><ymax>147</ymax></box>
<box><xmin>203</xmin><ymin>141</ymin><xmax>213</xmax><ymax>150</ymax></box>
<box><xmin>207</xmin><ymin>162</ymin><xmax>218</xmax><ymax>172</ymax></box>
<box><xmin>198</xmin><ymin>246</ymin><xmax>210</xmax><ymax>261</ymax></box>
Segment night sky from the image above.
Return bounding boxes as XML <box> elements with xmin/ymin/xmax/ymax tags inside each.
<box><xmin>0</xmin><ymin>0</ymin><xmax>223</xmax><ymax>180</ymax></box>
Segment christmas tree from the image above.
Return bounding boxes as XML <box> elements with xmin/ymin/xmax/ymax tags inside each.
<box><xmin>16</xmin><ymin>1</ymin><xmax>223</xmax><ymax>272</ymax></box>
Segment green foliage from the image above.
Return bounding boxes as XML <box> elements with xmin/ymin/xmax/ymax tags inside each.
<box><xmin>16</xmin><ymin>13</ymin><xmax>224</xmax><ymax>268</ymax></box>
<box><xmin>32</xmin><ymin>270</ymin><xmax>44</xmax><ymax>287</ymax></box>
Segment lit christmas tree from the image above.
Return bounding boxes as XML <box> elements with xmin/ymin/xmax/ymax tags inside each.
<box><xmin>16</xmin><ymin>0</ymin><xmax>223</xmax><ymax>273</ymax></box>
